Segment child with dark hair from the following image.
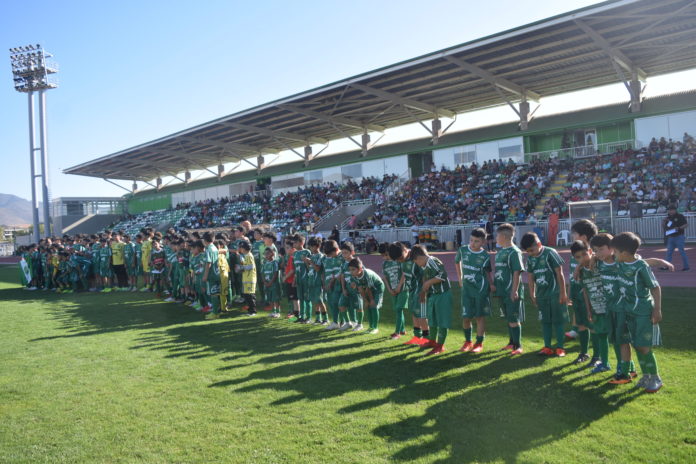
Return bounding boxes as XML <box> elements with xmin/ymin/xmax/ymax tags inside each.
<box><xmin>305</xmin><ymin>237</ymin><xmax>327</xmax><ymax>324</ymax></box>
<box><xmin>569</xmin><ymin>219</ymin><xmax>599</xmax><ymax>366</ymax></box>
<box><xmin>412</xmin><ymin>245</ymin><xmax>452</xmax><ymax>355</ymax></box>
<box><xmin>262</xmin><ymin>247</ymin><xmax>281</xmax><ymax>317</ymax></box>
<box><xmin>389</xmin><ymin>242</ymin><xmax>430</xmax><ymax>346</ymax></box>
<box><xmin>380</xmin><ymin>242</ymin><xmax>407</xmax><ymax>340</ymax></box>
<box><xmin>338</xmin><ymin>242</ymin><xmax>360</xmax><ymax>331</ymax></box>
<box><xmin>494</xmin><ymin>223</ymin><xmax>525</xmax><ymax>355</ymax></box>
<box><xmin>349</xmin><ymin>257</ymin><xmax>385</xmax><ymax>334</ymax></box>
<box><xmin>237</xmin><ymin>240</ymin><xmax>257</xmax><ymax>316</ymax></box>
<box><xmin>322</xmin><ymin>240</ymin><xmax>343</xmax><ymax>329</ymax></box>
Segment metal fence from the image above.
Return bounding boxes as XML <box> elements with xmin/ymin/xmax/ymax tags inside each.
<box><xmin>340</xmin><ymin>213</ymin><xmax>696</xmax><ymax>248</ymax></box>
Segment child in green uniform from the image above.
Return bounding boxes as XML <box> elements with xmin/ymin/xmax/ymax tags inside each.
<box><xmin>521</xmin><ymin>232</ymin><xmax>568</xmax><ymax>357</ymax></box>
<box><xmin>304</xmin><ymin>237</ymin><xmax>327</xmax><ymax>325</ymax></box>
<box><xmin>571</xmin><ymin>240</ymin><xmax>611</xmax><ymax>373</ymax></box>
<box><xmin>134</xmin><ymin>234</ymin><xmax>143</xmax><ymax>291</ymax></box>
<box><xmin>190</xmin><ymin>241</ymin><xmax>206</xmax><ymax>311</ymax></box>
<box><xmin>455</xmin><ymin>228</ymin><xmax>494</xmax><ymax>353</ymax></box>
<box><xmin>322</xmin><ymin>240</ymin><xmax>343</xmax><ymax>330</ymax></box>
<box><xmin>262</xmin><ymin>247</ymin><xmax>281</xmax><ymax>318</ymax></box>
<box><xmin>611</xmin><ymin>232</ymin><xmax>664</xmax><ymax>393</ymax></box>
<box><xmin>388</xmin><ymin>242</ymin><xmax>430</xmax><ymax>346</ymax></box>
<box><xmin>149</xmin><ymin>237</ymin><xmax>167</xmax><ymax>297</ymax></box>
<box><xmin>569</xmin><ymin>220</ymin><xmax>598</xmax><ymax>366</ymax></box>
<box><xmin>380</xmin><ymin>243</ymin><xmax>408</xmax><ymax>340</ymax></box>
<box><xmin>98</xmin><ymin>239</ymin><xmax>113</xmax><ymax>292</ymax></box>
<box><xmin>349</xmin><ymin>257</ymin><xmax>385</xmax><ymax>335</ymax></box>
<box><xmin>202</xmin><ymin>232</ymin><xmax>221</xmax><ymax>319</ymax></box>
<box><xmin>412</xmin><ymin>245</ymin><xmax>452</xmax><ymax>355</ymax></box>
<box><xmin>123</xmin><ymin>235</ymin><xmax>137</xmax><ymax>291</ymax></box>
<box><xmin>494</xmin><ymin>223</ymin><xmax>525</xmax><ymax>356</ymax></box>
<box><xmin>292</xmin><ymin>234</ymin><xmax>312</xmax><ymax>323</ymax></box>
<box><xmin>338</xmin><ymin>242</ymin><xmax>360</xmax><ymax>331</ymax></box>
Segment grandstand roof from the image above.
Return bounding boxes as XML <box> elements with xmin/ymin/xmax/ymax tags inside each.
<box><xmin>65</xmin><ymin>0</ymin><xmax>696</xmax><ymax>181</ymax></box>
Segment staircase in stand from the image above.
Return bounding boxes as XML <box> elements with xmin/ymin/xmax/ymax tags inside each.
<box><xmin>534</xmin><ymin>171</ymin><xmax>568</xmax><ymax>218</ymax></box>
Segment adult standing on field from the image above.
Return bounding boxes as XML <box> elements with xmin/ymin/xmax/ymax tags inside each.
<box><xmin>663</xmin><ymin>205</ymin><xmax>690</xmax><ymax>271</ymax></box>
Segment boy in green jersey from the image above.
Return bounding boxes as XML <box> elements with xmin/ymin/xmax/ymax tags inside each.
<box><xmin>202</xmin><ymin>232</ymin><xmax>221</xmax><ymax>319</ymax></box>
<box><xmin>149</xmin><ymin>236</ymin><xmax>167</xmax><ymax>297</ymax></box>
<box><xmin>521</xmin><ymin>232</ymin><xmax>569</xmax><ymax>357</ymax></box>
<box><xmin>350</xmin><ymin>257</ymin><xmax>385</xmax><ymax>335</ymax></box>
<box><xmin>494</xmin><ymin>223</ymin><xmax>525</xmax><ymax>356</ymax></box>
<box><xmin>611</xmin><ymin>232</ymin><xmax>664</xmax><ymax>393</ymax></box>
<box><xmin>190</xmin><ymin>241</ymin><xmax>206</xmax><ymax>311</ymax></box>
<box><xmin>292</xmin><ymin>234</ymin><xmax>312</xmax><ymax>323</ymax></box>
<box><xmin>388</xmin><ymin>242</ymin><xmax>430</xmax><ymax>346</ymax></box>
<box><xmin>252</xmin><ymin>229</ymin><xmax>264</xmax><ymax>287</ymax></box>
<box><xmin>338</xmin><ymin>242</ymin><xmax>360</xmax><ymax>331</ymax></box>
<box><xmin>380</xmin><ymin>243</ymin><xmax>408</xmax><ymax>340</ymax></box>
<box><xmin>322</xmin><ymin>240</ymin><xmax>343</xmax><ymax>329</ymax></box>
<box><xmin>571</xmin><ymin>240</ymin><xmax>611</xmax><ymax>373</ymax></box>
<box><xmin>123</xmin><ymin>235</ymin><xmax>137</xmax><ymax>291</ymax></box>
<box><xmin>262</xmin><ymin>247</ymin><xmax>281</xmax><ymax>317</ymax></box>
<box><xmin>98</xmin><ymin>238</ymin><xmax>113</xmax><ymax>292</ymax></box>
<box><xmin>569</xmin><ymin>220</ymin><xmax>598</xmax><ymax>365</ymax></box>
<box><xmin>304</xmin><ymin>237</ymin><xmax>328</xmax><ymax>325</ymax></box>
<box><xmin>455</xmin><ymin>228</ymin><xmax>494</xmax><ymax>353</ymax></box>
<box><xmin>134</xmin><ymin>234</ymin><xmax>144</xmax><ymax>290</ymax></box>
<box><xmin>412</xmin><ymin>245</ymin><xmax>452</xmax><ymax>355</ymax></box>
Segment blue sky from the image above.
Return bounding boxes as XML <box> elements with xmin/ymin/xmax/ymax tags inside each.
<box><xmin>0</xmin><ymin>0</ymin><xmax>640</xmax><ymax>200</ymax></box>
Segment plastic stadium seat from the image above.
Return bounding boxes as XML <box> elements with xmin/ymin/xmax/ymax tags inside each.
<box><xmin>556</xmin><ymin>230</ymin><xmax>570</xmax><ymax>246</ymax></box>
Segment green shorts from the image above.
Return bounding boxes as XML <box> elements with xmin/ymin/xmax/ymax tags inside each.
<box><xmin>608</xmin><ymin>310</ymin><xmax>632</xmax><ymax>345</ymax></box>
<box><xmin>461</xmin><ymin>290</ymin><xmax>491</xmax><ymax>318</ymax></box>
<box><xmin>339</xmin><ymin>291</ymin><xmax>362</xmax><ymax>311</ymax></box>
<box><xmin>537</xmin><ymin>296</ymin><xmax>569</xmax><ymax>324</ymax></box>
<box><xmin>263</xmin><ymin>283</ymin><xmax>281</xmax><ymax>303</ymax></box>
<box><xmin>591</xmin><ymin>312</ymin><xmax>609</xmax><ymax>335</ymax></box>
<box><xmin>409</xmin><ymin>291</ymin><xmax>427</xmax><ymax>319</ymax></box>
<box><xmin>99</xmin><ymin>265</ymin><xmax>112</xmax><ymax>278</ymax></box>
<box><xmin>572</xmin><ymin>293</ymin><xmax>591</xmax><ymax>327</ymax></box>
<box><xmin>369</xmin><ymin>290</ymin><xmax>384</xmax><ymax>310</ymax></box>
<box><xmin>499</xmin><ymin>295</ymin><xmax>525</xmax><ymax>323</ymax></box>
<box><xmin>326</xmin><ymin>288</ymin><xmax>342</xmax><ymax>310</ymax></box>
<box><xmin>626</xmin><ymin>313</ymin><xmax>661</xmax><ymax>347</ymax></box>
<box><xmin>392</xmin><ymin>290</ymin><xmax>409</xmax><ymax>310</ymax></box>
<box><xmin>296</xmin><ymin>278</ymin><xmax>309</xmax><ymax>301</ymax></box>
<box><xmin>308</xmin><ymin>284</ymin><xmax>324</xmax><ymax>304</ymax></box>
<box><xmin>426</xmin><ymin>291</ymin><xmax>452</xmax><ymax>329</ymax></box>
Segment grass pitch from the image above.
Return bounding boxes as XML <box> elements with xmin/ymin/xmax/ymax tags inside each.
<box><xmin>1</xmin><ymin>265</ymin><xmax>695</xmax><ymax>463</ymax></box>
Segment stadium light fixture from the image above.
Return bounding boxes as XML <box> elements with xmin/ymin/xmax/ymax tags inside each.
<box><xmin>8</xmin><ymin>44</ymin><xmax>59</xmax><ymax>241</ymax></box>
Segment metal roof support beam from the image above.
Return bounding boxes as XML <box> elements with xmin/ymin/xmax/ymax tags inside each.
<box><xmin>102</xmin><ymin>178</ymin><xmax>132</xmax><ymax>194</ymax></box>
<box><xmin>304</xmin><ymin>145</ymin><xmax>312</xmax><ymax>166</ymax></box>
<box><xmin>628</xmin><ymin>72</ymin><xmax>643</xmax><ymax>113</ymax></box>
<box><xmin>574</xmin><ymin>19</ymin><xmax>647</xmax><ymax>82</ymax></box>
<box><xmin>178</xmin><ymin>136</ymin><xmax>279</xmax><ymax>155</ymax></box>
<box><xmin>222</xmin><ymin>121</ymin><xmax>327</xmax><ymax>145</ymax></box>
<box><xmin>350</xmin><ymin>83</ymin><xmax>456</xmax><ymax>119</ymax></box>
<box><xmin>444</xmin><ymin>55</ymin><xmax>540</xmax><ymax>102</ymax></box>
<box><xmin>519</xmin><ymin>98</ymin><xmax>530</xmax><ymax>131</ymax></box>
<box><xmin>279</xmin><ymin>104</ymin><xmax>385</xmax><ymax>133</ymax></box>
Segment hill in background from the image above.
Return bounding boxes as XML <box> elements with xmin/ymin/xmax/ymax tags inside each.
<box><xmin>0</xmin><ymin>193</ymin><xmax>43</xmax><ymax>227</ymax></box>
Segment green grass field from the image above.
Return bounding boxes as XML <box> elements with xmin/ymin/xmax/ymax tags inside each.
<box><xmin>1</xmin><ymin>264</ymin><xmax>695</xmax><ymax>463</ymax></box>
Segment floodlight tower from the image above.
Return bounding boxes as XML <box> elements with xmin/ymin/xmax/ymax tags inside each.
<box><xmin>9</xmin><ymin>44</ymin><xmax>58</xmax><ymax>241</ymax></box>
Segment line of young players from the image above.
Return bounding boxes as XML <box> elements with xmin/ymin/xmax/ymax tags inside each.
<box><xmin>20</xmin><ymin>218</ymin><xmax>668</xmax><ymax>393</ymax></box>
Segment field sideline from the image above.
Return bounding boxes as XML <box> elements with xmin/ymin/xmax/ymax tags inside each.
<box><xmin>1</xmin><ymin>264</ymin><xmax>695</xmax><ymax>463</ymax></box>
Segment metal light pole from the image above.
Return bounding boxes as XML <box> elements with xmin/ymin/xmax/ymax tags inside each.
<box><xmin>9</xmin><ymin>44</ymin><xmax>58</xmax><ymax>241</ymax></box>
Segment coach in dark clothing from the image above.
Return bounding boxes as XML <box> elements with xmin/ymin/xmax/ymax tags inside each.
<box><xmin>663</xmin><ymin>205</ymin><xmax>690</xmax><ymax>271</ymax></box>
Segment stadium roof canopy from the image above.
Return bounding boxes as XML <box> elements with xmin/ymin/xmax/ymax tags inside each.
<box><xmin>65</xmin><ymin>0</ymin><xmax>696</xmax><ymax>182</ymax></box>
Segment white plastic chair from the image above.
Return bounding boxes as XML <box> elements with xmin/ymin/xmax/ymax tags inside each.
<box><xmin>556</xmin><ymin>230</ymin><xmax>570</xmax><ymax>246</ymax></box>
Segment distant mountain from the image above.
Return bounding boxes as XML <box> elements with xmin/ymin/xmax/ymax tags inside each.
<box><xmin>0</xmin><ymin>193</ymin><xmax>43</xmax><ymax>226</ymax></box>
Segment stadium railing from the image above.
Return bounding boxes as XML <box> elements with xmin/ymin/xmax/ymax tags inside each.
<box><xmin>525</xmin><ymin>140</ymin><xmax>634</xmax><ymax>162</ymax></box>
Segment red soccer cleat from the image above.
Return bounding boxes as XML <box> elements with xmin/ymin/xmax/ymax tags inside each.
<box><xmin>425</xmin><ymin>343</ymin><xmax>446</xmax><ymax>355</ymax></box>
<box><xmin>421</xmin><ymin>339</ymin><xmax>437</xmax><ymax>348</ymax></box>
<box><xmin>537</xmin><ymin>347</ymin><xmax>554</xmax><ymax>356</ymax></box>
<box><xmin>389</xmin><ymin>333</ymin><xmax>401</xmax><ymax>340</ymax></box>
<box><xmin>555</xmin><ymin>348</ymin><xmax>567</xmax><ymax>357</ymax></box>
<box><xmin>510</xmin><ymin>347</ymin><xmax>524</xmax><ymax>356</ymax></box>
<box><xmin>201</xmin><ymin>305</ymin><xmax>212</xmax><ymax>314</ymax></box>
<box><xmin>471</xmin><ymin>343</ymin><xmax>484</xmax><ymax>353</ymax></box>
<box><xmin>459</xmin><ymin>341</ymin><xmax>474</xmax><ymax>352</ymax></box>
<box><xmin>403</xmin><ymin>336</ymin><xmax>422</xmax><ymax>345</ymax></box>
<box><xmin>501</xmin><ymin>344</ymin><xmax>514</xmax><ymax>351</ymax></box>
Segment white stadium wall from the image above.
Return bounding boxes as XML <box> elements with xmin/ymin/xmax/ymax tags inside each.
<box><xmin>634</xmin><ymin>110</ymin><xmax>696</xmax><ymax>147</ymax></box>
<box><xmin>270</xmin><ymin>155</ymin><xmax>409</xmax><ymax>195</ymax></box>
<box><xmin>432</xmin><ymin>136</ymin><xmax>524</xmax><ymax>170</ymax></box>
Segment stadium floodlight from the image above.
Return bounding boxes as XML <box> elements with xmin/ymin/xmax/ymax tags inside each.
<box><xmin>8</xmin><ymin>44</ymin><xmax>59</xmax><ymax>241</ymax></box>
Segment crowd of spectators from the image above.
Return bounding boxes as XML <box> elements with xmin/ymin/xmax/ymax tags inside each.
<box><xmin>542</xmin><ymin>142</ymin><xmax>696</xmax><ymax>218</ymax></box>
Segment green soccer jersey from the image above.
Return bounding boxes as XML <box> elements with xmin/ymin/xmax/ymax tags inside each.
<box><xmin>262</xmin><ymin>259</ymin><xmax>279</xmax><ymax>284</ymax></box>
<box><xmin>580</xmin><ymin>266</ymin><xmax>607</xmax><ymax>314</ymax></box>
<box><xmin>382</xmin><ymin>260</ymin><xmax>402</xmax><ymax>291</ymax></box>
<box><xmin>616</xmin><ymin>259</ymin><xmax>659</xmax><ymax>316</ymax></box>
<box><xmin>322</xmin><ymin>256</ymin><xmax>342</xmax><ymax>289</ymax></box>
<box><xmin>597</xmin><ymin>259</ymin><xmax>622</xmax><ymax>310</ymax></box>
<box><xmin>134</xmin><ymin>242</ymin><xmax>143</xmax><ymax>261</ymax></box>
<box><xmin>354</xmin><ymin>268</ymin><xmax>385</xmax><ymax>295</ymax></box>
<box><xmin>494</xmin><ymin>245</ymin><xmax>525</xmax><ymax>298</ymax></box>
<box><xmin>123</xmin><ymin>242</ymin><xmax>135</xmax><ymax>266</ymax></box>
<box><xmin>569</xmin><ymin>255</ymin><xmax>584</xmax><ymax>298</ymax></box>
<box><xmin>204</xmin><ymin>243</ymin><xmax>220</xmax><ymax>280</ymax></box>
<box><xmin>307</xmin><ymin>251</ymin><xmax>324</xmax><ymax>287</ymax></box>
<box><xmin>526</xmin><ymin>246</ymin><xmax>564</xmax><ymax>298</ymax></box>
<box><xmin>252</xmin><ymin>240</ymin><xmax>263</xmax><ymax>261</ymax></box>
<box><xmin>98</xmin><ymin>246</ymin><xmax>112</xmax><ymax>266</ymax></box>
<box><xmin>401</xmin><ymin>260</ymin><xmax>420</xmax><ymax>292</ymax></box>
<box><xmin>150</xmin><ymin>248</ymin><xmax>166</xmax><ymax>272</ymax></box>
<box><xmin>293</xmin><ymin>249</ymin><xmax>311</xmax><ymax>280</ymax></box>
<box><xmin>422</xmin><ymin>256</ymin><xmax>451</xmax><ymax>294</ymax></box>
<box><xmin>191</xmin><ymin>253</ymin><xmax>205</xmax><ymax>275</ymax></box>
<box><xmin>341</xmin><ymin>258</ymin><xmax>358</xmax><ymax>294</ymax></box>
<box><xmin>455</xmin><ymin>245</ymin><xmax>491</xmax><ymax>294</ymax></box>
